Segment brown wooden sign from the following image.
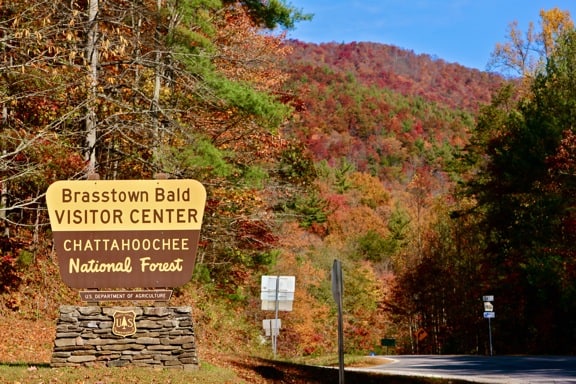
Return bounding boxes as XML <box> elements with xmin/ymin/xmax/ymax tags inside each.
<box><xmin>46</xmin><ymin>179</ymin><xmax>206</xmax><ymax>289</ymax></box>
<box><xmin>79</xmin><ymin>290</ymin><xmax>173</xmax><ymax>302</ymax></box>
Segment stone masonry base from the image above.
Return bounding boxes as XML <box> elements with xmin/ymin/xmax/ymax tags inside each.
<box><xmin>51</xmin><ymin>305</ymin><xmax>198</xmax><ymax>369</ymax></box>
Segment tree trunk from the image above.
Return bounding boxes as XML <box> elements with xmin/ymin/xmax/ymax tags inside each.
<box><xmin>85</xmin><ymin>0</ymin><xmax>99</xmax><ymax>176</ymax></box>
<box><xmin>152</xmin><ymin>0</ymin><xmax>163</xmax><ymax>172</ymax></box>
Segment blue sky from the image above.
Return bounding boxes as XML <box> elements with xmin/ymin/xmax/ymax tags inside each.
<box><xmin>286</xmin><ymin>1</ymin><xmax>576</xmax><ymax>71</ymax></box>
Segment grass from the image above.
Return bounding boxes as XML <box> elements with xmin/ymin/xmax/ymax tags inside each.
<box><xmin>0</xmin><ymin>355</ymin><xmax>391</xmax><ymax>384</ymax></box>
<box><xmin>0</xmin><ymin>361</ymin><xmax>248</xmax><ymax>384</ymax></box>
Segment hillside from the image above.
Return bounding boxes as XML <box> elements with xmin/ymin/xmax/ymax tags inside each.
<box><xmin>280</xmin><ymin>41</ymin><xmax>505</xmax><ymax>189</ymax></box>
<box><xmin>285</xmin><ymin>41</ymin><xmax>505</xmax><ymax>112</ymax></box>
<box><xmin>5</xmin><ymin>1</ymin><xmax>576</xmax><ymax>373</ymax></box>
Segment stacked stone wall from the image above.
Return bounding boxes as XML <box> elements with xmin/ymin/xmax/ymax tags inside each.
<box><xmin>51</xmin><ymin>305</ymin><xmax>198</xmax><ymax>369</ymax></box>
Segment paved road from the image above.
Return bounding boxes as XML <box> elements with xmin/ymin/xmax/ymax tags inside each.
<box><xmin>358</xmin><ymin>355</ymin><xmax>576</xmax><ymax>383</ymax></box>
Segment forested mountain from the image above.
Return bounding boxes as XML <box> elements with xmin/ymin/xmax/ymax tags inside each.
<box><xmin>281</xmin><ymin>41</ymin><xmax>505</xmax><ymax>189</ymax></box>
<box><xmin>286</xmin><ymin>40</ymin><xmax>504</xmax><ymax>112</ymax></box>
<box><xmin>277</xmin><ymin>41</ymin><xmax>507</xmax><ymax>355</ymax></box>
<box><xmin>1</xmin><ymin>2</ymin><xmax>576</xmax><ymax>363</ymax></box>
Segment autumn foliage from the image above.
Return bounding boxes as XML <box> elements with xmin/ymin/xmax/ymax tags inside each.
<box><xmin>2</xmin><ymin>2</ymin><xmax>576</xmax><ymax>362</ymax></box>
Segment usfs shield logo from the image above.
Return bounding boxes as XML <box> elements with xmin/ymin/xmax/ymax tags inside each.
<box><xmin>112</xmin><ymin>310</ymin><xmax>136</xmax><ymax>337</ymax></box>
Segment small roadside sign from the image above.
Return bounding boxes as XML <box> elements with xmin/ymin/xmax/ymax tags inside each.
<box><xmin>331</xmin><ymin>259</ymin><xmax>343</xmax><ymax>302</ymax></box>
<box><xmin>261</xmin><ymin>276</ymin><xmax>295</xmax><ymax>300</ymax></box>
<box><xmin>482</xmin><ymin>295</ymin><xmax>495</xmax><ymax>356</ymax></box>
<box><xmin>261</xmin><ymin>300</ymin><xmax>293</xmax><ymax>311</ymax></box>
<box><xmin>260</xmin><ymin>275</ymin><xmax>295</xmax><ymax>311</ymax></box>
<box><xmin>260</xmin><ymin>275</ymin><xmax>296</xmax><ymax>358</ymax></box>
<box><xmin>381</xmin><ymin>338</ymin><xmax>396</xmax><ymax>347</ymax></box>
<box><xmin>263</xmin><ymin>319</ymin><xmax>281</xmax><ymax>336</ymax></box>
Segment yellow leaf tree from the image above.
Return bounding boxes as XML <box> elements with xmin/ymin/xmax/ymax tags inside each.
<box><xmin>489</xmin><ymin>7</ymin><xmax>573</xmax><ymax>78</ymax></box>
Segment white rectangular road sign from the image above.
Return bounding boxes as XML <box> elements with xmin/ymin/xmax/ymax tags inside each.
<box><xmin>483</xmin><ymin>311</ymin><xmax>495</xmax><ymax>319</ymax></box>
<box><xmin>260</xmin><ymin>291</ymin><xmax>295</xmax><ymax>301</ymax></box>
<box><xmin>261</xmin><ymin>276</ymin><xmax>296</xmax><ymax>294</ymax></box>
<box><xmin>261</xmin><ymin>275</ymin><xmax>295</xmax><ymax>311</ymax></box>
<box><xmin>263</xmin><ymin>319</ymin><xmax>282</xmax><ymax>336</ymax></box>
<box><xmin>261</xmin><ymin>300</ymin><xmax>294</xmax><ymax>311</ymax></box>
<box><xmin>482</xmin><ymin>295</ymin><xmax>494</xmax><ymax>302</ymax></box>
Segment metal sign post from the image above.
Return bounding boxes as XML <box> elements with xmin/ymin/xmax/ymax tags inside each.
<box><xmin>488</xmin><ymin>316</ymin><xmax>493</xmax><ymax>356</ymax></box>
<box><xmin>332</xmin><ymin>259</ymin><xmax>345</xmax><ymax>384</ymax></box>
<box><xmin>273</xmin><ymin>275</ymin><xmax>279</xmax><ymax>358</ymax></box>
<box><xmin>261</xmin><ymin>275</ymin><xmax>295</xmax><ymax>358</ymax></box>
<box><xmin>482</xmin><ymin>295</ymin><xmax>495</xmax><ymax>356</ymax></box>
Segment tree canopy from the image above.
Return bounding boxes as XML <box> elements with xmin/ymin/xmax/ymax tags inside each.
<box><xmin>462</xmin><ymin>26</ymin><xmax>576</xmax><ymax>354</ymax></box>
